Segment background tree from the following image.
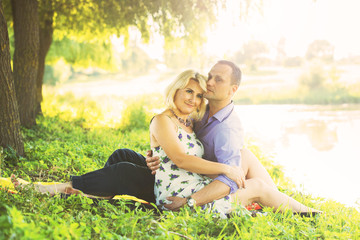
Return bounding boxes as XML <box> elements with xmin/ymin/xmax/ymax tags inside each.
<box><xmin>36</xmin><ymin>0</ymin><xmax>53</xmax><ymax>114</ymax></box>
<box><xmin>11</xmin><ymin>0</ymin><xmax>39</xmax><ymax>127</ymax></box>
<box><xmin>1</xmin><ymin>0</ymin><xmax>262</xmax><ymax>157</ymax></box>
<box><xmin>298</xmin><ymin>63</ymin><xmax>326</xmax><ymax>90</ymax></box>
<box><xmin>3</xmin><ymin>0</ymin><xmax>227</xmax><ymax>120</ymax></box>
<box><xmin>4</xmin><ymin>0</ymin><xmax>262</xmax><ymax>128</ymax></box>
<box><xmin>283</xmin><ymin>56</ymin><xmax>303</xmax><ymax>68</ymax></box>
<box><xmin>305</xmin><ymin>39</ymin><xmax>334</xmax><ymax>63</ymax></box>
<box><xmin>234</xmin><ymin>40</ymin><xmax>268</xmax><ymax>71</ymax></box>
<box><xmin>34</xmin><ymin>0</ymin><xmax>224</xmax><ymax>114</ymax></box>
<box><xmin>0</xmin><ymin>0</ymin><xmax>24</xmax><ymax>156</ymax></box>
<box><xmin>276</xmin><ymin>37</ymin><xmax>286</xmax><ymax>65</ymax></box>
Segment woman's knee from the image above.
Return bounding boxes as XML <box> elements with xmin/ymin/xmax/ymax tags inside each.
<box><xmin>111</xmin><ymin>162</ymin><xmax>154</xmax><ymax>183</ymax></box>
<box><xmin>106</xmin><ymin>148</ymin><xmax>145</xmax><ymax>167</ymax></box>
<box><xmin>112</xmin><ymin>148</ymin><xmax>134</xmax><ymax>159</ymax></box>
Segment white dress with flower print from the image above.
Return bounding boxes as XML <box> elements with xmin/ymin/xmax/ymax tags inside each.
<box><xmin>153</xmin><ymin>126</ymin><xmax>232</xmax><ymax>218</ymax></box>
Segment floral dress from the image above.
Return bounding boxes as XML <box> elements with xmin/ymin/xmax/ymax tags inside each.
<box><xmin>153</xmin><ymin>126</ymin><xmax>232</xmax><ymax>218</ymax></box>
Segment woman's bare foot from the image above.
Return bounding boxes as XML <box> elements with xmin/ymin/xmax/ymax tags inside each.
<box><xmin>64</xmin><ymin>186</ymin><xmax>83</xmax><ymax>195</ymax></box>
<box><xmin>11</xmin><ymin>174</ymin><xmax>30</xmax><ymax>189</ymax></box>
<box><xmin>11</xmin><ymin>175</ymin><xmax>112</xmax><ymax>199</ymax></box>
<box><xmin>11</xmin><ymin>174</ymin><xmax>71</xmax><ymax>196</ymax></box>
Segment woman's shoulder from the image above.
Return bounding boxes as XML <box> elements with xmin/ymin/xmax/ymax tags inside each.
<box><xmin>151</xmin><ymin>111</ymin><xmax>175</xmax><ymax>128</ymax></box>
<box><xmin>150</xmin><ymin>112</ymin><xmax>179</xmax><ymax>139</ymax></box>
<box><xmin>152</xmin><ymin>112</ymin><xmax>171</xmax><ymax>123</ymax></box>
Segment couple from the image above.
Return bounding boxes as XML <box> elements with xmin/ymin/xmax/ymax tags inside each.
<box><xmin>13</xmin><ymin>60</ymin><xmax>320</xmax><ymax>217</ymax></box>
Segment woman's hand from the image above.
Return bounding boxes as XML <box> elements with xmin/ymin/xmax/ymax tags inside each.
<box><xmin>225</xmin><ymin>165</ymin><xmax>246</xmax><ymax>189</ymax></box>
<box><xmin>164</xmin><ymin>196</ymin><xmax>187</xmax><ymax>211</ymax></box>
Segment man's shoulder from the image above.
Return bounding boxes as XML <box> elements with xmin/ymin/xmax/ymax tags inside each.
<box><xmin>212</xmin><ymin>120</ymin><xmax>243</xmax><ymax>138</ymax></box>
<box><xmin>220</xmin><ymin>110</ymin><xmax>242</xmax><ymax>128</ymax></box>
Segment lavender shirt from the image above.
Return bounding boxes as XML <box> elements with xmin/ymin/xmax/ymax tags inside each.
<box><xmin>193</xmin><ymin>101</ymin><xmax>244</xmax><ymax>194</ymax></box>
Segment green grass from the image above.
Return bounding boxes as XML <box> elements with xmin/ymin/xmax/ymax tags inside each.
<box><xmin>1</xmin><ymin>93</ymin><xmax>359</xmax><ymax>239</ymax></box>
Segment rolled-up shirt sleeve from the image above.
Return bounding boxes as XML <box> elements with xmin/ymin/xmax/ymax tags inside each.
<box><xmin>213</xmin><ymin>127</ymin><xmax>243</xmax><ymax>194</ymax></box>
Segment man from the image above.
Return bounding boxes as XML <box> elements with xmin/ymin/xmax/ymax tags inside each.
<box><xmin>147</xmin><ymin>60</ymin><xmax>277</xmax><ymax>210</ymax></box>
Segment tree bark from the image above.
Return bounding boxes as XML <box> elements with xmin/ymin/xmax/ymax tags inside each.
<box><xmin>0</xmin><ymin>0</ymin><xmax>24</xmax><ymax>156</ymax></box>
<box><xmin>11</xmin><ymin>0</ymin><xmax>39</xmax><ymax>127</ymax></box>
<box><xmin>36</xmin><ymin>2</ymin><xmax>54</xmax><ymax>115</ymax></box>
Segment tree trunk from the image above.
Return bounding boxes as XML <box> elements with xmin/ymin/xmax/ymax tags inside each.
<box><xmin>0</xmin><ymin>0</ymin><xmax>24</xmax><ymax>156</ymax></box>
<box><xmin>11</xmin><ymin>0</ymin><xmax>39</xmax><ymax>127</ymax></box>
<box><xmin>36</xmin><ymin>2</ymin><xmax>54</xmax><ymax>115</ymax></box>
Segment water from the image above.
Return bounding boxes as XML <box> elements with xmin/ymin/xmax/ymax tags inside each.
<box><xmin>235</xmin><ymin>104</ymin><xmax>360</xmax><ymax>208</ymax></box>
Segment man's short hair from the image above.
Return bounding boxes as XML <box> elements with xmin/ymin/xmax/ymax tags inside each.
<box><xmin>217</xmin><ymin>60</ymin><xmax>242</xmax><ymax>86</ymax></box>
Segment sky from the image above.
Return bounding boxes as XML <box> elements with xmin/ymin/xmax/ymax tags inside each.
<box><xmin>204</xmin><ymin>0</ymin><xmax>360</xmax><ymax>59</ymax></box>
<box><xmin>116</xmin><ymin>0</ymin><xmax>360</xmax><ymax>61</ymax></box>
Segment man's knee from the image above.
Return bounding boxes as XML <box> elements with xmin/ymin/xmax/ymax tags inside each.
<box><xmin>241</xmin><ymin>148</ymin><xmax>257</xmax><ymax>162</ymax></box>
<box><xmin>240</xmin><ymin>148</ymin><xmax>252</xmax><ymax>176</ymax></box>
<box><xmin>251</xmin><ymin>178</ymin><xmax>268</xmax><ymax>194</ymax></box>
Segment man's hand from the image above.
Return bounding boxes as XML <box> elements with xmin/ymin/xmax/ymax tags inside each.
<box><xmin>225</xmin><ymin>166</ymin><xmax>246</xmax><ymax>189</ymax></box>
<box><xmin>145</xmin><ymin>150</ymin><xmax>160</xmax><ymax>175</ymax></box>
<box><xmin>163</xmin><ymin>196</ymin><xmax>187</xmax><ymax>211</ymax></box>
<box><xmin>239</xmin><ymin>167</ymin><xmax>246</xmax><ymax>189</ymax></box>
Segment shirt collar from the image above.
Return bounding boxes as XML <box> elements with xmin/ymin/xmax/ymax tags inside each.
<box><xmin>207</xmin><ymin>101</ymin><xmax>234</xmax><ymax>123</ymax></box>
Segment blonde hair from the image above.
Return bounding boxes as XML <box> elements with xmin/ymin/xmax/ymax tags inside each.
<box><xmin>165</xmin><ymin>70</ymin><xmax>207</xmax><ymax>121</ymax></box>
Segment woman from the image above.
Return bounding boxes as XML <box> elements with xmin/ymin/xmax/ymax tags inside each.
<box><xmin>11</xmin><ymin>70</ymin><xmax>243</xmax><ymax>207</ymax></box>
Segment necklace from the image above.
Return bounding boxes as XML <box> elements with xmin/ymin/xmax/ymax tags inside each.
<box><xmin>170</xmin><ymin>109</ymin><xmax>191</xmax><ymax>127</ymax></box>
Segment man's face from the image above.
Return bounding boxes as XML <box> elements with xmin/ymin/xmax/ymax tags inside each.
<box><xmin>205</xmin><ymin>63</ymin><xmax>237</xmax><ymax>102</ymax></box>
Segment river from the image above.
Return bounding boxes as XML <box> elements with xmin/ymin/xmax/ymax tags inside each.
<box><xmin>235</xmin><ymin>104</ymin><xmax>360</xmax><ymax>209</ymax></box>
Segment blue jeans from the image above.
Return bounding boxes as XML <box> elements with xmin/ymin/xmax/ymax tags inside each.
<box><xmin>71</xmin><ymin>148</ymin><xmax>155</xmax><ymax>203</ymax></box>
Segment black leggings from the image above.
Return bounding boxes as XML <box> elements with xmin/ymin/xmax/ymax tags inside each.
<box><xmin>71</xmin><ymin>148</ymin><xmax>155</xmax><ymax>203</ymax></box>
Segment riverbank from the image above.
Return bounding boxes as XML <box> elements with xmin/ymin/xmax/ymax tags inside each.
<box><xmin>51</xmin><ymin>65</ymin><xmax>360</xmax><ymax>105</ymax></box>
<box><xmin>236</xmin><ymin>104</ymin><xmax>360</xmax><ymax>208</ymax></box>
<box><xmin>1</xmin><ymin>93</ymin><xmax>359</xmax><ymax>239</ymax></box>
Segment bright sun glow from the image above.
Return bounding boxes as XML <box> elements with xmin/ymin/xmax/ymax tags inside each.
<box><xmin>205</xmin><ymin>0</ymin><xmax>360</xmax><ymax>59</ymax></box>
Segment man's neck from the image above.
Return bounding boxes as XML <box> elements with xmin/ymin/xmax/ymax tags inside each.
<box><xmin>207</xmin><ymin>100</ymin><xmax>232</xmax><ymax>119</ymax></box>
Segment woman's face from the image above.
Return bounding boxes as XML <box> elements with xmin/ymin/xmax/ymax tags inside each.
<box><xmin>174</xmin><ymin>79</ymin><xmax>205</xmax><ymax>115</ymax></box>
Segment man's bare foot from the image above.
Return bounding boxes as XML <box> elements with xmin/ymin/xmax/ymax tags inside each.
<box><xmin>294</xmin><ymin>210</ymin><xmax>323</xmax><ymax>217</ymax></box>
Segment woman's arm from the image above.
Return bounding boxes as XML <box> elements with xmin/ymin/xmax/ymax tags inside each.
<box><xmin>150</xmin><ymin>115</ymin><xmax>242</xmax><ymax>185</ymax></box>
<box><xmin>164</xmin><ymin>180</ymin><xmax>230</xmax><ymax>211</ymax></box>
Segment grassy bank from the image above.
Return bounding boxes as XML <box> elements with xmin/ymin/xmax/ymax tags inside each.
<box><xmin>234</xmin><ymin>65</ymin><xmax>360</xmax><ymax>105</ymax></box>
<box><xmin>1</xmin><ymin>93</ymin><xmax>359</xmax><ymax>239</ymax></box>
<box><xmin>233</xmin><ymin>85</ymin><xmax>360</xmax><ymax>105</ymax></box>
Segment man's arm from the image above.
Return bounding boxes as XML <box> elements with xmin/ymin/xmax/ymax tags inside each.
<box><xmin>212</xmin><ymin>127</ymin><xmax>244</xmax><ymax>193</ymax></box>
